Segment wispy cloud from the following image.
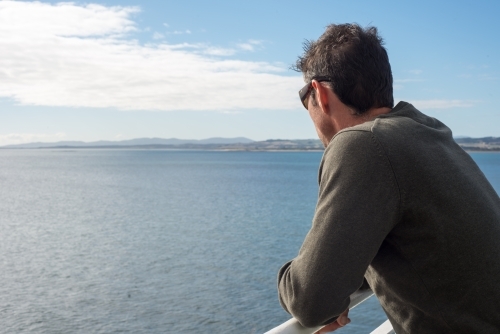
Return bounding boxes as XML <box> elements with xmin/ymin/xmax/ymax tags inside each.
<box><xmin>237</xmin><ymin>39</ymin><xmax>264</xmax><ymax>52</ymax></box>
<box><xmin>166</xmin><ymin>29</ymin><xmax>192</xmax><ymax>35</ymax></box>
<box><xmin>408</xmin><ymin>69</ymin><xmax>423</xmax><ymax>75</ymax></box>
<box><xmin>478</xmin><ymin>74</ymin><xmax>497</xmax><ymax>81</ymax></box>
<box><xmin>394</xmin><ymin>79</ymin><xmax>424</xmax><ymax>83</ymax></box>
<box><xmin>393</xmin><ymin>78</ymin><xmax>424</xmax><ymax>90</ymax></box>
<box><xmin>203</xmin><ymin>46</ymin><xmax>237</xmax><ymax>56</ymax></box>
<box><xmin>403</xmin><ymin>99</ymin><xmax>475</xmax><ymax>110</ymax></box>
<box><xmin>457</xmin><ymin>73</ymin><xmax>497</xmax><ymax>81</ymax></box>
<box><xmin>152</xmin><ymin>32</ymin><xmax>165</xmax><ymax>40</ymax></box>
<box><xmin>0</xmin><ymin>1</ymin><xmax>302</xmax><ymax>111</ymax></box>
<box><xmin>0</xmin><ymin>133</ymin><xmax>66</xmax><ymax>146</ymax></box>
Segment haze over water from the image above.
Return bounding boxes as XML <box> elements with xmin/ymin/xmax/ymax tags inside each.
<box><xmin>1</xmin><ymin>150</ymin><xmax>498</xmax><ymax>333</ymax></box>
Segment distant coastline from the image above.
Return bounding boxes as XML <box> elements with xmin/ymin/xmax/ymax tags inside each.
<box><xmin>0</xmin><ymin>138</ymin><xmax>325</xmax><ymax>151</ymax></box>
<box><xmin>454</xmin><ymin>137</ymin><xmax>500</xmax><ymax>152</ymax></box>
<box><xmin>2</xmin><ymin>137</ymin><xmax>500</xmax><ymax>152</ymax></box>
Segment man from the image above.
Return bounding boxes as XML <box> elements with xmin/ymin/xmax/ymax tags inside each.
<box><xmin>277</xmin><ymin>23</ymin><xmax>500</xmax><ymax>333</ymax></box>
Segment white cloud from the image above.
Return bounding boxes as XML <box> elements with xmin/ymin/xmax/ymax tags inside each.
<box><xmin>393</xmin><ymin>78</ymin><xmax>423</xmax><ymax>90</ymax></box>
<box><xmin>0</xmin><ymin>133</ymin><xmax>66</xmax><ymax>146</ymax></box>
<box><xmin>0</xmin><ymin>1</ymin><xmax>139</xmax><ymax>37</ymax></box>
<box><xmin>457</xmin><ymin>73</ymin><xmax>497</xmax><ymax>81</ymax></box>
<box><xmin>167</xmin><ymin>29</ymin><xmax>192</xmax><ymax>35</ymax></box>
<box><xmin>238</xmin><ymin>39</ymin><xmax>264</xmax><ymax>52</ymax></box>
<box><xmin>408</xmin><ymin>69</ymin><xmax>422</xmax><ymax>75</ymax></box>
<box><xmin>203</xmin><ymin>47</ymin><xmax>236</xmax><ymax>56</ymax></box>
<box><xmin>0</xmin><ymin>1</ymin><xmax>302</xmax><ymax>111</ymax></box>
<box><xmin>238</xmin><ymin>43</ymin><xmax>255</xmax><ymax>51</ymax></box>
<box><xmin>478</xmin><ymin>74</ymin><xmax>497</xmax><ymax>81</ymax></box>
<box><xmin>402</xmin><ymin>99</ymin><xmax>475</xmax><ymax>110</ymax></box>
<box><xmin>152</xmin><ymin>32</ymin><xmax>165</xmax><ymax>40</ymax></box>
<box><xmin>394</xmin><ymin>79</ymin><xmax>423</xmax><ymax>83</ymax></box>
<box><xmin>394</xmin><ymin>77</ymin><xmax>424</xmax><ymax>90</ymax></box>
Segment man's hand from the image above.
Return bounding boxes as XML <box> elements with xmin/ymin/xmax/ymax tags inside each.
<box><xmin>314</xmin><ymin>309</ymin><xmax>350</xmax><ymax>333</ymax></box>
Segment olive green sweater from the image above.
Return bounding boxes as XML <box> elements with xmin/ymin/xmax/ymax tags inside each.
<box><xmin>278</xmin><ymin>102</ymin><xmax>500</xmax><ymax>333</ymax></box>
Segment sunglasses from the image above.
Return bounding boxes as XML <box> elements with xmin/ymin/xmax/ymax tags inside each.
<box><xmin>298</xmin><ymin>76</ymin><xmax>332</xmax><ymax>109</ymax></box>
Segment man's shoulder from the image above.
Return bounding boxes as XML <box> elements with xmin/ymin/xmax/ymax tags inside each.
<box><xmin>329</xmin><ymin>102</ymin><xmax>413</xmax><ymax>142</ymax></box>
<box><xmin>322</xmin><ymin>129</ymin><xmax>387</xmax><ymax>171</ymax></box>
<box><xmin>327</xmin><ymin>128</ymin><xmax>375</xmax><ymax>156</ymax></box>
<box><xmin>330</xmin><ymin>102</ymin><xmax>453</xmax><ymax>151</ymax></box>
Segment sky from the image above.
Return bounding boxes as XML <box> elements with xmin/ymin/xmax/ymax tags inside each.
<box><xmin>1</xmin><ymin>0</ymin><xmax>499</xmax><ymax>146</ymax></box>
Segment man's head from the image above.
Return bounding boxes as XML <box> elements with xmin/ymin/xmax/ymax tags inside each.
<box><xmin>294</xmin><ymin>23</ymin><xmax>393</xmax><ymax>114</ymax></box>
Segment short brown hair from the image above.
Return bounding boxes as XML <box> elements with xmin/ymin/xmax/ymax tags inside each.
<box><xmin>294</xmin><ymin>23</ymin><xmax>394</xmax><ymax>114</ymax></box>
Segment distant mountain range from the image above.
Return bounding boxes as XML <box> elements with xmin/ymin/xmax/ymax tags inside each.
<box><xmin>2</xmin><ymin>137</ymin><xmax>500</xmax><ymax>151</ymax></box>
<box><xmin>1</xmin><ymin>137</ymin><xmax>254</xmax><ymax>149</ymax></box>
<box><xmin>454</xmin><ymin>137</ymin><xmax>500</xmax><ymax>151</ymax></box>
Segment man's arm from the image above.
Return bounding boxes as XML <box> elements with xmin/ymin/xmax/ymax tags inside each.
<box><xmin>278</xmin><ymin>130</ymin><xmax>400</xmax><ymax>328</ymax></box>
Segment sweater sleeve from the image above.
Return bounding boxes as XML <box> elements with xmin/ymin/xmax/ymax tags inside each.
<box><xmin>278</xmin><ymin>130</ymin><xmax>401</xmax><ymax>328</ymax></box>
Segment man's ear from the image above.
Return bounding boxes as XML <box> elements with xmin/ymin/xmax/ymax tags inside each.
<box><xmin>311</xmin><ymin>80</ymin><xmax>330</xmax><ymax>115</ymax></box>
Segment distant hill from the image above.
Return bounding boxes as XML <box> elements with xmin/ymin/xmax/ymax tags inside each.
<box><xmin>0</xmin><ymin>137</ymin><xmax>324</xmax><ymax>151</ymax></box>
<box><xmin>1</xmin><ymin>137</ymin><xmax>254</xmax><ymax>149</ymax></box>
<box><xmin>2</xmin><ymin>137</ymin><xmax>499</xmax><ymax>151</ymax></box>
<box><xmin>454</xmin><ymin>137</ymin><xmax>500</xmax><ymax>151</ymax></box>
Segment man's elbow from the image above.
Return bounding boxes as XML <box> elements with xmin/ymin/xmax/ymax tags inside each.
<box><xmin>278</xmin><ymin>265</ymin><xmax>349</xmax><ymax>327</ymax></box>
<box><xmin>294</xmin><ymin>310</ymin><xmax>333</xmax><ymax>328</ymax></box>
<box><xmin>286</xmin><ymin>296</ymin><xmax>345</xmax><ymax>328</ymax></box>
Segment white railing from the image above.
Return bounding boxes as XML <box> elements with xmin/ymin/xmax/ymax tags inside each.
<box><xmin>264</xmin><ymin>289</ymin><xmax>395</xmax><ymax>334</ymax></box>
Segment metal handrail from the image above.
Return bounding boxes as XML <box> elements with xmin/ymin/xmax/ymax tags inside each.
<box><xmin>264</xmin><ymin>289</ymin><xmax>394</xmax><ymax>334</ymax></box>
<box><xmin>371</xmin><ymin>320</ymin><xmax>395</xmax><ymax>334</ymax></box>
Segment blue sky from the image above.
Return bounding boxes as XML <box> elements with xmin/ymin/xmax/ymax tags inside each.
<box><xmin>0</xmin><ymin>0</ymin><xmax>499</xmax><ymax>145</ymax></box>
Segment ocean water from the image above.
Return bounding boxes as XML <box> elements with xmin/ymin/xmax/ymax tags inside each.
<box><xmin>0</xmin><ymin>150</ymin><xmax>498</xmax><ymax>334</ymax></box>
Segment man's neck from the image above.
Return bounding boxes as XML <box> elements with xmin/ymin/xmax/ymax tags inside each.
<box><xmin>318</xmin><ymin>86</ymin><xmax>393</xmax><ymax>146</ymax></box>
<box><xmin>364</xmin><ymin>106</ymin><xmax>392</xmax><ymax>120</ymax></box>
<box><xmin>332</xmin><ymin>106</ymin><xmax>392</xmax><ymax>136</ymax></box>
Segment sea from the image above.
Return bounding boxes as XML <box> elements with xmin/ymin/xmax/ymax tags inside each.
<box><xmin>1</xmin><ymin>149</ymin><xmax>499</xmax><ymax>334</ymax></box>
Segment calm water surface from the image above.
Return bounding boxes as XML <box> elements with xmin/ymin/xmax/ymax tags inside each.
<box><xmin>1</xmin><ymin>150</ymin><xmax>499</xmax><ymax>333</ymax></box>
